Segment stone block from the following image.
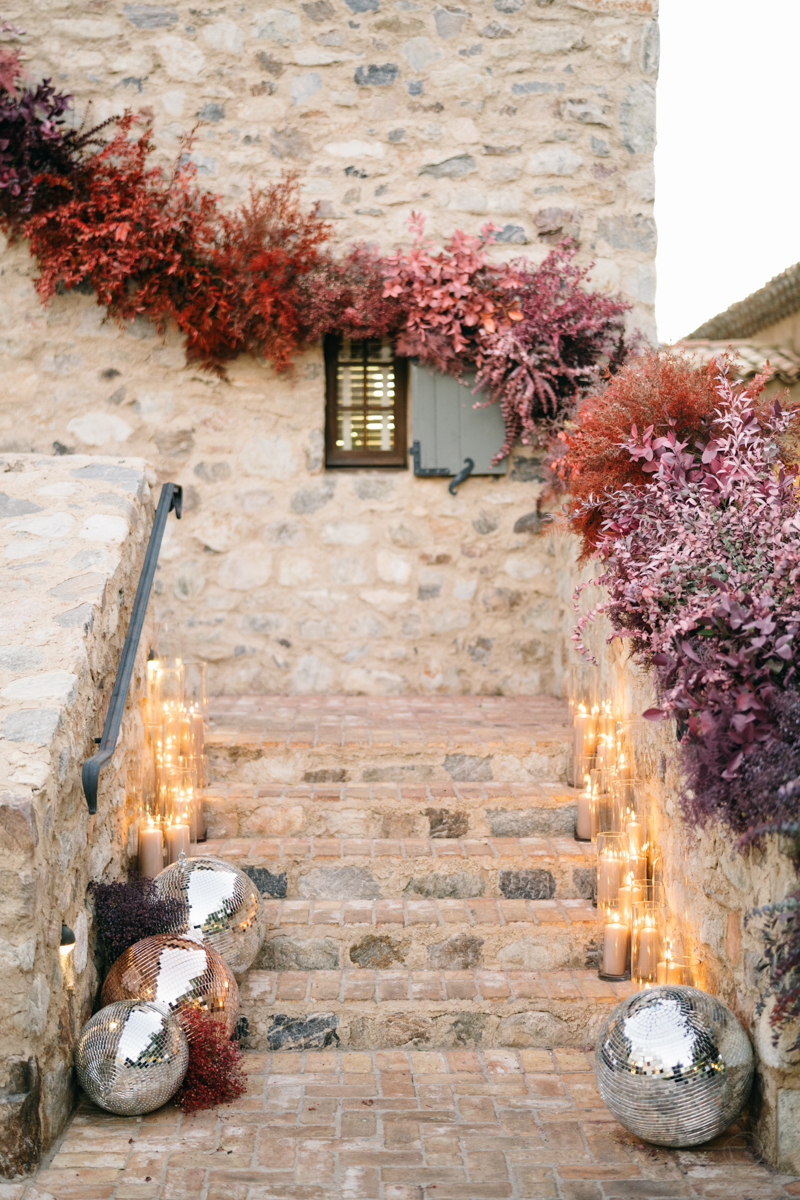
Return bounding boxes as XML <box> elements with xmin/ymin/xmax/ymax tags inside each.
<box><xmin>260</xmin><ymin>936</ymin><xmax>339</xmax><ymax>970</ymax></box>
<box><xmin>425</xmin><ymin>808</ymin><xmax>468</xmax><ymax>839</ymax></box>
<box><xmin>444</xmin><ymin>754</ymin><xmax>493</xmax><ymax>782</ymax></box>
<box><xmin>428</xmin><ymin>933</ymin><xmax>484</xmax><ymax>969</ymax></box>
<box><xmin>777</xmin><ymin>1088</ymin><xmax>800</xmax><ymax>1174</ymax></box>
<box><xmin>266</xmin><ymin>1013</ymin><xmax>339</xmax><ymax>1050</ymax></box>
<box><xmin>299</xmin><ymin>867</ymin><xmax>381</xmax><ymax>899</ymax></box>
<box><xmin>350</xmin><ymin>935</ymin><xmax>409</xmax><ymax>968</ymax></box>
<box><xmin>404</xmin><ymin>872</ymin><xmax>485</xmax><ymax>899</ymax></box>
<box><xmin>0</xmin><ymin>1059</ymin><xmax>41</xmax><ymax>1178</ymax></box>
<box><xmin>499</xmin><ymin>869</ymin><xmax>556</xmax><ymax>900</ymax></box>
<box><xmin>242</xmin><ymin>865</ymin><xmax>289</xmax><ymax>898</ymax></box>
<box><xmin>486</xmin><ymin>807</ymin><xmax>576</xmax><ymax>839</ymax></box>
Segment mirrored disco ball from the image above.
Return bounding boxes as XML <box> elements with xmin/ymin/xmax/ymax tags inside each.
<box><xmin>154</xmin><ymin>856</ymin><xmax>267</xmax><ymax>977</ymax></box>
<box><xmin>595</xmin><ymin>985</ymin><xmax>754</xmax><ymax>1147</ymax></box>
<box><xmin>101</xmin><ymin>934</ymin><xmax>239</xmax><ymax>1037</ymax></box>
<box><xmin>75</xmin><ymin>1000</ymin><xmax>188</xmax><ymax>1116</ymax></box>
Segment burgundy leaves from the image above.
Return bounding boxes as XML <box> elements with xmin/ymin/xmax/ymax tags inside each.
<box><xmin>572</xmin><ymin>360</ymin><xmax>800</xmax><ymax>832</ymax></box>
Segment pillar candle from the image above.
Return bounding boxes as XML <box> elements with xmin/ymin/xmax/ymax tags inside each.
<box><xmin>626</xmin><ymin>819</ymin><xmax>643</xmax><ymax>856</ymax></box>
<box><xmin>657</xmin><ymin>959</ymin><xmax>684</xmax><ymax>984</ymax></box>
<box><xmin>629</xmin><ymin>852</ymin><xmax>647</xmax><ymax>881</ymax></box>
<box><xmin>617</xmin><ymin>880</ymin><xmax>643</xmax><ymax>927</ymax></box>
<box><xmin>166</xmin><ymin>822</ymin><xmax>190</xmax><ymax>864</ymax></box>
<box><xmin>576</xmin><ymin>787</ymin><xmax>593</xmax><ymax>840</ymax></box>
<box><xmin>138</xmin><ymin>822</ymin><xmax>164</xmax><ymax>878</ymax></box>
<box><xmin>573</xmin><ymin>711</ymin><xmax>597</xmax><ymax>772</ymax></box>
<box><xmin>636</xmin><ymin>925</ymin><xmax>658</xmax><ymax>979</ymax></box>
<box><xmin>603</xmin><ymin>922</ymin><xmax>629</xmax><ymax>977</ymax></box>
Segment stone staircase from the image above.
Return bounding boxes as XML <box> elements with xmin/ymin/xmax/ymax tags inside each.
<box><xmin>199</xmin><ymin>697</ymin><xmax>631</xmax><ymax>1054</ymax></box>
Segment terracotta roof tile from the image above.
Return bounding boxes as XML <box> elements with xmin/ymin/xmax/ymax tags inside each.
<box><xmin>687</xmin><ymin>261</ymin><xmax>800</xmax><ymax>339</ymax></box>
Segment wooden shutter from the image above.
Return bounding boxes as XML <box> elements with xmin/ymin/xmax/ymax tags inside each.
<box><xmin>410</xmin><ymin>363</ymin><xmax>508</xmax><ymax>476</ymax></box>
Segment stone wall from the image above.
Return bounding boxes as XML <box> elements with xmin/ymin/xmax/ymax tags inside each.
<box><xmin>560</xmin><ymin>559</ymin><xmax>800</xmax><ymax>1173</ymax></box>
<box><xmin>0</xmin><ymin>0</ymin><xmax>658</xmax><ymax>696</ymax></box>
<box><xmin>0</xmin><ymin>454</ymin><xmax>155</xmax><ymax>1176</ymax></box>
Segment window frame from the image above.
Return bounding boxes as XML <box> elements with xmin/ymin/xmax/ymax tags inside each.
<box><xmin>324</xmin><ymin>334</ymin><xmax>408</xmax><ymax>469</ymax></box>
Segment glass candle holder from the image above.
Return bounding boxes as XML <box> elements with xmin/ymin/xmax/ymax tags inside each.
<box><xmin>617</xmin><ymin>871</ymin><xmax>645</xmax><ymax>927</ymax></box>
<box><xmin>592</xmin><ymin>767</ymin><xmax>621</xmax><ymax>837</ymax></box>
<box><xmin>613</xmin><ymin>776</ymin><xmax>646</xmax><ymax>856</ymax></box>
<box><xmin>165</xmin><ymin>765</ymin><xmax>194</xmax><ymax>862</ymax></box>
<box><xmin>154</xmin><ymin>665</ymin><xmax>183</xmax><ymax>714</ymax></box>
<box><xmin>571</xmin><ymin>705</ymin><xmax>598</xmax><ymax>787</ymax></box>
<box><xmin>138</xmin><ymin>813</ymin><xmax>164</xmax><ymax>878</ymax></box>
<box><xmin>596</xmin><ymin>831</ymin><xmax>628</xmax><ymax>916</ymax></box>
<box><xmin>657</xmin><ymin>941</ymin><xmax>691</xmax><ymax>985</ymax></box>
<box><xmin>632</xmin><ymin>900</ymin><xmax>664</xmax><ymax>989</ymax></box>
<box><xmin>570</xmin><ymin>661</ymin><xmax>597</xmax><ymax>717</ymax></box>
<box><xmin>594</xmin><ymin>705</ymin><xmax>617</xmax><ymax>771</ymax></box>
<box><xmin>183</xmin><ymin>661</ymin><xmax>209</xmax><ymax>723</ymax></box>
<box><xmin>601</xmin><ymin>902</ymin><xmax>630</xmax><ymax>980</ymax></box>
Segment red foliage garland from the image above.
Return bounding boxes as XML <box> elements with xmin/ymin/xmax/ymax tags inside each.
<box><xmin>173</xmin><ymin>1009</ymin><xmax>247</xmax><ymax>1113</ymax></box>
<box><xmin>3</xmin><ymin>63</ymin><xmax>635</xmax><ymax>438</ymax></box>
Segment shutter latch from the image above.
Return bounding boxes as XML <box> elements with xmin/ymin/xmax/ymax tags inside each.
<box><xmin>448</xmin><ymin>457</ymin><xmax>475</xmax><ymax>496</ymax></box>
<box><xmin>409</xmin><ymin>441</ymin><xmax>450</xmax><ymax>477</ymax></box>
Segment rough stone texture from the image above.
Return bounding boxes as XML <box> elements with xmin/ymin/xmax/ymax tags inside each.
<box><xmin>258</xmin><ymin>935</ymin><xmax>340</xmax><ymax>970</ymax></box>
<box><xmin>487</xmin><ymin>803</ymin><xmax>577</xmax><ymax>838</ymax></box>
<box><xmin>499</xmin><ymin>867</ymin><xmax>557</xmax><ymax>899</ymax></box>
<box><xmin>349</xmin><ymin>933</ymin><xmax>408</xmax><ymax>969</ymax></box>
<box><xmin>428</xmin><ymin>932</ymin><xmax>485</xmax><ymax>969</ymax></box>
<box><xmin>404</xmin><ymin>870</ymin><xmax>486</xmax><ymax>899</ymax></box>
<box><xmin>242</xmin><ymin>864</ymin><xmax>289</xmax><ymax>897</ymax></box>
<box><xmin>0</xmin><ymin>454</ymin><xmax>155</xmax><ymax>1176</ymax></box>
<box><xmin>0</xmin><ymin>0</ymin><xmax>657</xmax><ymax>697</ymax></box>
<box><xmin>298</xmin><ymin>865</ymin><xmax>381</xmax><ymax>899</ymax></box>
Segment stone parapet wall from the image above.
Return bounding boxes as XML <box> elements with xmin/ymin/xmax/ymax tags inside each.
<box><xmin>0</xmin><ymin>454</ymin><xmax>155</xmax><ymax>1176</ymax></box>
<box><xmin>559</xmin><ymin>551</ymin><xmax>800</xmax><ymax>1173</ymax></box>
<box><xmin>0</xmin><ymin>0</ymin><xmax>657</xmax><ymax>696</ymax></box>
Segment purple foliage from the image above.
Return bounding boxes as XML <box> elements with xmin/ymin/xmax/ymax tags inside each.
<box><xmin>89</xmin><ymin>876</ymin><xmax>186</xmax><ymax>967</ymax></box>
<box><xmin>575</xmin><ymin>369</ymin><xmax>800</xmax><ymax>826</ymax></box>
<box><xmin>0</xmin><ymin>72</ymin><xmax>111</xmax><ymax>221</ymax></box>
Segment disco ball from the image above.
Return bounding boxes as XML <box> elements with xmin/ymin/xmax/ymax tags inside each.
<box><xmin>595</xmin><ymin>985</ymin><xmax>754</xmax><ymax>1147</ymax></box>
<box><xmin>154</xmin><ymin>856</ymin><xmax>267</xmax><ymax>977</ymax></box>
<box><xmin>75</xmin><ymin>1000</ymin><xmax>188</xmax><ymax>1116</ymax></box>
<box><xmin>101</xmin><ymin>934</ymin><xmax>239</xmax><ymax>1038</ymax></box>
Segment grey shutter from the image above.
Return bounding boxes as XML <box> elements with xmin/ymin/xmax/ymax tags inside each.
<box><xmin>410</xmin><ymin>362</ymin><xmax>508</xmax><ymax>476</ymax></box>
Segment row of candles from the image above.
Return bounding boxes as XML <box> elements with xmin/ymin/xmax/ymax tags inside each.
<box><xmin>570</xmin><ymin>664</ymin><xmax>690</xmax><ymax>990</ymax></box>
<box><xmin>136</xmin><ymin>656</ymin><xmax>209</xmax><ymax>877</ymax></box>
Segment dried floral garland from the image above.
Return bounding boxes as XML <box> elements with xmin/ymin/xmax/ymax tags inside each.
<box><xmin>173</xmin><ymin>1009</ymin><xmax>247</xmax><ymax>1113</ymax></box>
<box><xmin>89</xmin><ymin>876</ymin><xmax>186</xmax><ymax>966</ymax></box>
<box><xmin>0</xmin><ymin>48</ymin><xmax>632</xmax><ymax>448</ymax></box>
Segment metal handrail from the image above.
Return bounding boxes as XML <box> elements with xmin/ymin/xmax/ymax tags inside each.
<box><xmin>82</xmin><ymin>482</ymin><xmax>182</xmax><ymax>814</ymax></box>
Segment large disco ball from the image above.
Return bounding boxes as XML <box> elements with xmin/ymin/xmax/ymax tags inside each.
<box><xmin>101</xmin><ymin>934</ymin><xmax>239</xmax><ymax>1037</ymax></box>
<box><xmin>595</xmin><ymin>985</ymin><xmax>754</xmax><ymax>1147</ymax></box>
<box><xmin>75</xmin><ymin>1000</ymin><xmax>188</xmax><ymax>1115</ymax></box>
<box><xmin>154</xmin><ymin>856</ymin><xmax>267</xmax><ymax>977</ymax></box>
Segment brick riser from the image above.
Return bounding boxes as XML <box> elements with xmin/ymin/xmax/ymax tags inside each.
<box><xmin>239</xmin><ymin>969</ymin><xmax>630</xmax><ymax>1052</ymax></box>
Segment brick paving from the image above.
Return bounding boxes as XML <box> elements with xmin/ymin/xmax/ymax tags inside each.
<box><xmin>207</xmin><ymin>695</ymin><xmax>571</xmax><ymax>751</ymax></box>
<box><xmin>10</xmin><ymin>1049</ymin><xmax>798</xmax><ymax>1200</ymax></box>
<box><xmin>199</xmin><ymin>836</ymin><xmax>595</xmax><ymax>863</ymax></box>
<box><xmin>242</xmin><ymin>969</ymin><xmax>631</xmax><ymax>1006</ymax></box>
<box><xmin>260</xmin><ymin>898</ymin><xmax>597</xmax><ymax>930</ymax></box>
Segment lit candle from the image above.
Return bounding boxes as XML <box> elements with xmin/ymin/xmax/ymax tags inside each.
<box><xmin>166</xmin><ymin>821</ymin><xmax>190</xmax><ymax>864</ymax></box>
<box><xmin>138</xmin><ymin>819</ymin><xmax>164</xmax><ymax>878</ymax></box>
<box><xmin>629</xmin><ymin>852</ymin><xmax>647</xmax><ymax>881</ymax></box>
<box><xmin>656</xmin><ymin>950</ymin><xmax>684</xmax><ymax>984</ymax></box>
<box><xmin>603</xmin><ymin>921</ymin><xmax>629</xmax><ymax>977</ymax></box>
<box><xmin>626</xmin><ymin>818</ymin><xmax>643</xmax><ymax>856</ymax></box>
<box><xmin>595</xmin><ymin>709</ymin><xmax>616</xmax><ymax>770</ymax></box>
<box><xmin>636</xmin><ymin>922</ymin><xmax>658</xmax><ymax>979</ymax></box>
<box><xmin>573</xmin><ymin>706</ymin><xmax>597</xmax><ymax>777</ymax></box>
<box><xmin>618</xmin><ymin>876</ymin><xmax>644</xmax><ymax>927</ymax></box>
<box><xmin>576</xmin><ymin>777</ymin><xmax>593</xmax><ymax>841</ymax></box>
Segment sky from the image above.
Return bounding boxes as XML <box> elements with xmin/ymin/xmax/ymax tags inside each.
<box><xmin>655</xmin><ymin>0</ymin><xmax>800</xmax><ymax>344</ymax></box>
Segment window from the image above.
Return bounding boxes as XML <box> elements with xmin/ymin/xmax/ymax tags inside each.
<box><xmin>324</xmin><ymin>335</ymin><xmax>408</xmax><ymax>467</ymax></box>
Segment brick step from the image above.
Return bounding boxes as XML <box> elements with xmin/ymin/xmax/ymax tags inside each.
<box><xmin>255</xmin><ymin>897</ymin><xmax>599</xmax><ymax>973</ymax></box>
<box><xmin>239</xmin><ymin>968</ymin><xmax>632</xmax><ymax>1051</ymax></box>
<box><xmin>200</xmin><ymin>781</ymin><xmax>578</xmax><ymax>841</ymax></box>
<box><xmin>206</xmin><ymin>694</ymin><xmax>571</xmax><ymax>787</ymax></box>
<box><xmin>198</xmin><ymin>835</ymin><xmax>596</xmax><ymax>901</ymax></box>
